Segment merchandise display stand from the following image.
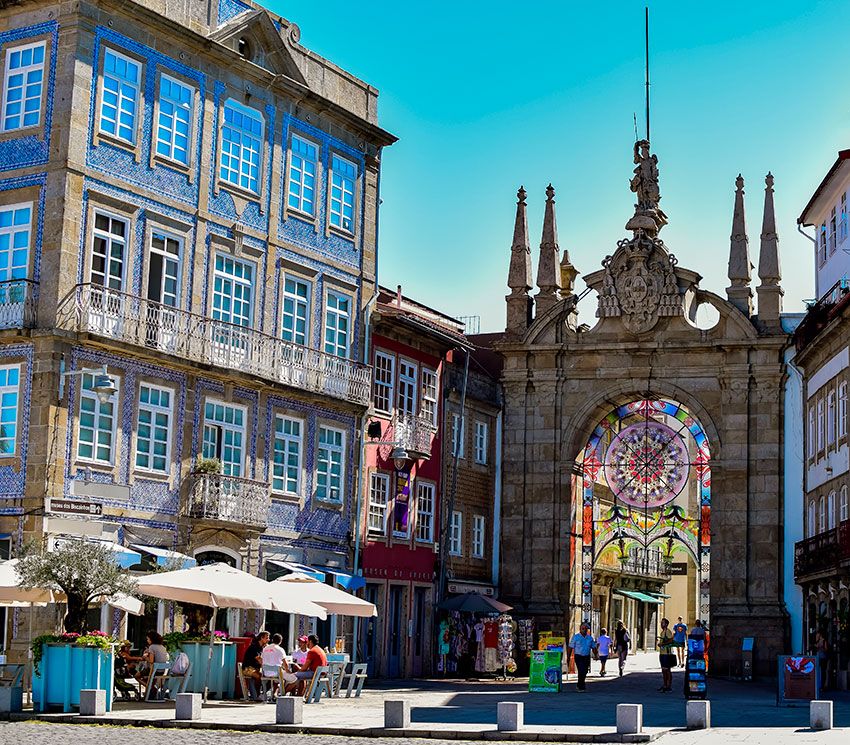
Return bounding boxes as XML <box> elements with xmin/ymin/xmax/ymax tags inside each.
<box><xmin>684</xmin><ymin>636</ymin><xmax>707</xmax><ymax>699</ymax></box>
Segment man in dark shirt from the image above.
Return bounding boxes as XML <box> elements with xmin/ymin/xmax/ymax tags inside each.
<box><xmin>241</xmin><ymin>631</ymin><xmax>269</xmax><ymax>701</ymax></box>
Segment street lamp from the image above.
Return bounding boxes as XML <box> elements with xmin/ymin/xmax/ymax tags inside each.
<box><xmin>59</xmin><ymin>365</ymin><xmax>117</xmax><ymax>404</ymax></box>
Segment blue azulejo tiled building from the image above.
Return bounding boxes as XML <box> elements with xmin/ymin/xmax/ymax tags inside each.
<box><xmin>0</xmin><ymin>0</ymin><xmax>395</xmax><ymax>654</ymax></box>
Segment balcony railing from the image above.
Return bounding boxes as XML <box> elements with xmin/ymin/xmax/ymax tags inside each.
<box><xmin>182</xmin><ymin>473</ymin><xmax>269</xmax><ymax>530</ymax></box>
<box><xmin>794</xmin><ymin>520</ymin><xmax>850</xmax><ymax>579</ymax></box>
<box><xmin>618</xmin><ymin>555</ymin><xmax>672</xmax><ymax>579</ymax></box>
<box><xmin>0</xmin><ymin>278</ymin><xmax>38</xmax><ymax>329</ymax></box>
<box><xmin>391</xmin><ymin>411</ymin><xmax>436</xmax><ymax>459</ymax></box>
<box><xmin>62</xmin><ymin>284</ymin><xmax>372</xmax><ymax>405</ymax></box>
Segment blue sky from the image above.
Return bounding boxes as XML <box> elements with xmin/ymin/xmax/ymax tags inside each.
<box><xmin>268</xmin><ymin>0</ymin><xmax>846</xmax><ymax>331</ymax></box>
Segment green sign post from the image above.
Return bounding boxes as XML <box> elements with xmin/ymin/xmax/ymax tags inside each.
<box><xmin>528</xmin><ymin>649</ymin><xmax>563</xmax><ymax>692</ymax></box>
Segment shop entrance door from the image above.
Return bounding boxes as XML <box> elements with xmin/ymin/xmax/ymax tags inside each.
<box><xmin>387</xmin><ymin>585</ymin><xmax>403</xmax><ymax>678</ymax></box>
<box><xmin>411</xmin><ymin>587</ymin><xmax>427</xmax><ymax>677</ymax></box>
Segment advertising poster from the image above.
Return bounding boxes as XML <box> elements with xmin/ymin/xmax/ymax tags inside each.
<box><xmin>529</xmin><ymin>649</ymin><xmax>562</xmax><ymax>693</ymax></box>
<box><xmin>777</xmin><ymin>655</ymin><xmax>819</xmax><ymax>706</ymax></box>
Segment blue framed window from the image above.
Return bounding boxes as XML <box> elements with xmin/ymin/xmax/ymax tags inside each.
<box><xmin>0</xmin><ymin>364</ymin><xmax>20</xmax><ymax>456</ymax></box>
<box><xmin>287</xmin><ymin>135</ymin><xmax>317</xmax><ymax>215</ymax></box>
<box><xmin>219</xmin><ymin>100</ymin><xmax>263</xmax><ymax>193</ymax></box>
<box><xmin>156</xmin><ymin>74</ymin><xmax>193</xmax><ymax>165</ymax></box>
<box><xmin>2</xmin><ymin>41</ymin><xmax>45</xmax><ymax>131</ymax></box>
<box><xmin>99</xmin><ymin>48</ymin><xmax>141</xmax><ymax>144</ymax></box>
<box><xmin>135</xmin><ymin>383</ymin><xmax>172</xmax><ymax>473</ymax></box>
<box><xmin>329</xmin><ymin>155</ymin><xmax>356</xmax><ymax>232</ymax></box>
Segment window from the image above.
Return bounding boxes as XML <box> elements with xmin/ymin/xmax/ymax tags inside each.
<box><xmin>449</xmin><ymin>510</ymin><xmax>462</xmax><ymax>556</ymax></box>
<box><xmin>368</xmin><ymin>472</ymin><xmax>389</xmax><ymax>535</ymax></box>
<box><xmin>841</xmin><ymin>193</ymin><xmax>848</xmax><ymax>243</ymax></box>
<box><xmin>817</xmin><ymin>398</ymin><xmax>825</xmax><ymax>453</ymax></box>
<box><xmin>829</xmin><ymin>207</ymin><xmax>838</xmax><ymax>254</ymax></box>
<box><xmin>421</xmin><ymin>368</ymin><xmax>437</xmax><ymax>425</ymax></box>
<box><xmin>828</xmin><ymin>390</ymin><xmax>837</xmax><ymax>447</ymax></box>
<box><xmin>0</xmin><ymin>203</ymin><xmax>31</xmax><ymax>284</ymax></box>
<box><xmin>819</xmin><ymin>495</ymin><xmax>826</xmax><ymax>533</ymax></box>
<box><xmin>828</xmin><ymin>491</ymin><xmax>836</xmax><ymax>530</ymax></box>
<box><xmin>373</xmin><ymin>351</ymin><xmax>394</xmax><ymax>413</ymax></box>
<box><xmin>0</xmin><ymin>364</ymin><xmax>20</xmax><ymax>455</ymax></box>
<box><xmin>329</xmin><ymin>154</ymin><xmax>356</xmax><ymax>232</ymax></box>
<box><xmin>212</xmin><ymin>254</ymin><xmax>253</xmax><ymax>327</ymax></box>
<box><xmin>840</xmin><ymin>382</ymin><xmax>848</xmax><ymax>438</ymax></box>
<box><xmin>472</xmin><ymin>514</ymin><xmax>485</xmax><ymax>558</ymax></box>
<box><xmin>147</xmin><ymin>231</ymin><xmax>181</xmax><ymax>307</ymax></box>
<box><xmin>281</xmin><ymin>275</ymin><xmax>310</xmax><ymax>346</ymax></box>
<box><xmin>808</xmin><ymin>406</ymin><xmax>816</xmax><ymax>459</ymax></box>
<box><xmin>415</xmin><ymin>481</ymin><xmax>434</xmax><ymax>542</ymax></box>
<box><xmin>808</xmin><ymin>500</ymin><xmax>816</xmax><ymax>538</ymax></box>
<box><xmin>219</xmin><ymin>100</ymin><xmax>263</xmax><ymax>193</ymax></box>
<box><xmin>323</xmin><ymin>291</ymin><xmax>350</xmax><ymax>358</ymax></box>
<box><xmin>287</xmin><ymin>135</ymin><xmax>317</xmax><ymax>215</ymax></box>
<box><xmin>91</xmin><ymin>212</ymin><xmax>128</xmax><ymax>292</ymax></box>
<box><xmin>2</xmin><ymin>41</ymin><xmax>45</xmax><ymax>131</ymax></box>
<box><xmin>474</xmin><ymin>421</ymin><xmax>488</xmax><ymax>464</ymax></box>
<box><xmin>77</xmin><ymin>370</ymin><xmax>118</xmax><ymax>464</ymax></box>
<box><xmin>202</xmin><ymin>400</ymin><xmax>245</xmax><ymax>477</ymax></box>
<box><xmin>316</xmin><ymin>425</ymin><xmax>344</xmax><ymax>502</ymax></box>
<box><xmin>841</xmin><ymin>486</ymin><xmax>848</xmax><ymax>522</ymax></box>
<box><xmin>272</xmin><ymin>415</ymin><xmax>302</xmax><ymax>495</ymax></box>
<box><xmin>397</xmin><ymin>359</ymin><xmax>417</xmax><ymax>415</ymax></box>
<box><xmin>156</xmin><ymin>74</ymin><xmax>192</xmax><ymax>165</ymax></box>
<box><xmin>451</xmin><ymin>413</ymin><xmax>464</xmax><ymax>458</ymax></box>
<box><xmin>135</xmin><ymin>384</ymin><xmax>172</xmax><ymax>473</ymax></box>
<box><xmin>99</xmin><ymin>48</ymin><xmax>140</xmax><ymax>143</ymax></box>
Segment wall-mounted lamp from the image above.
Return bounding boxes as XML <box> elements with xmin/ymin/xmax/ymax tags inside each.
<box><xmin>60</xmin><ymin>365</ymin><xmax>117</xmax><ymax>405</ymax></box>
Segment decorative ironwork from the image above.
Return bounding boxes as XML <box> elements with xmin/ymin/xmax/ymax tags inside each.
<box><xmin>794</xmin><ymin>520</ymin><xmax>850</xmax><ymax>579</ymax></box>
<box><xmin>182</xmin><ymin>473</ymin><xmax>269</xmax><ymax>529</ymax></box>
<box><xmin>389</xmin><ymin>411</ymin><xmax>435</xmax><ymax>459</ymax></box>
<box><xmin>0</xmin><ymin>278</ymin><xmax>38</xmax><ymax>329</ymax></box>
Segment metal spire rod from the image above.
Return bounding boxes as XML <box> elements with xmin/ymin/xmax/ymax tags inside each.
<box><xmin>645</xmin><ymin>6</ymin><xmax>650</xmax><ymax>143</ymax></box>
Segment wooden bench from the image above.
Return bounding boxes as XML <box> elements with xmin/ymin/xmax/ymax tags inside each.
<box><xmin>143</xmin><ymin>660</ymin><xmax>191</xmax><ymax>701</ymax></box>
<box><xmin>303</xmin><ymin>665</ymin><xmax>333</xmax><ymax>704</ymax></box>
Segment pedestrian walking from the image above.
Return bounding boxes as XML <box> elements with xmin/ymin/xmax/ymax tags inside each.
<box><xmin>613</xmin><ymin>620</ymin><xmax>631</xmax><ymax>677</ymax></box>
<box><xmin>596</xmin><ymin>628</ymin><xmax>613</xmax><ymax>677</ymax></box>
<box><xmin>569</xmin><ymin>622</ymin><xmax>597</xmax><ymax>692</ymax></box>
<box><xmin>657</xmin><ymin>617</ymin><xmax>676</xmax><ymax>692</ymax></box>
<box><xmin>673</xmin><ymin>616</ymin><xmax>688</xmax><ymax>667</ymax></box>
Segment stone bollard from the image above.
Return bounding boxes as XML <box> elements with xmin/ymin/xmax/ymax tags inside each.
<box><xmin>384</xmin><ymin>699</ymin><xmax>411</xmax><ymax>729</ymax></box>
<box><xmin>497</xmin><ymin>701</ymin><xmax>524</xmax><ymax>731</ymax></box>
<box><xmin>616</xmin><ymin>703</ymin><xmax>643</xmax><ymax>735</ymax></box>
<box><xmin>175</xmin><ymin>692</ymin><xmax>202</xmax><ymax>721</ymax></box>
<box><xmin>79</xmin><ymin>689</ymin><xmax>106</xmax><ymax>716</ymax></box>
<box><xmin>686</xmin><ymin>700</ymin><xmax>711</xmax><ymax>729</ymax></box>
<box><xmin>810</xmin><ymin>700</ymin><xmax>833</xmax><ymax>730</ymax></box>
<box><xmin>276</xmin><ymin>696</ymin><xmax>303</xmax><ymax>725</ymax></box>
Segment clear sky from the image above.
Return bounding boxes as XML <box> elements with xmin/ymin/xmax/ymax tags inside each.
<box><xmin>268</xmin><ymin>0</ymin><xmax>847</xmax><ymax>332</ymax></box>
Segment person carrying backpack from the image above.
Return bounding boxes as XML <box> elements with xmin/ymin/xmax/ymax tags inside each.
<box><xmin>613</xmin><ymin>620</ymin><xmax>631</xmax><ymax>677</ymax></box>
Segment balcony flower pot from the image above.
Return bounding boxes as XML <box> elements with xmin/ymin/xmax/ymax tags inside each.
<box><xmin>32</xmin><ymin>642</ymin><xmax>115</xmax><ymax>712</ymax></box>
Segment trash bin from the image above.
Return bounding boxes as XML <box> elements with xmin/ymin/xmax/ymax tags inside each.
<box><xmin>742</xmin><ymin>637</ymin><xmax>754</xmax><ymax>680</ymax></box>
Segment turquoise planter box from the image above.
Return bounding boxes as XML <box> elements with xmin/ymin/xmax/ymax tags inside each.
<box><xmin>179</xmin><ymin>641</ymin><xmax>235</xmax><ymax>698</ymax></box>
<box><xmin>32</xmin><ymin>644</ymin><xmax>115</xmax><ymax>713</ymax></box>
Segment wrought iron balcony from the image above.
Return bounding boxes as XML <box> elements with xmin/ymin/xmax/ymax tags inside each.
<box><xmin>0</xmin><ymin>278</ymin><xmax>38</xmax><ymax>329</ymax></box>
<box><xmin>182</xmin><ymin>473</ymin><xmax>269</xmax><ymax>530</ymax></box>
<box><xmin>794</xmin><ymin>520</ymin><xmax>850</xmax><ymax>579</ymax></box>
<box><xmin>391</xmin><ymin>411</ymin><xmax>436</xmax><ymax>459</ymax></box>
<box><xmin>63</xmin><ymin>284</ymin><xmax>372</xmax><ymax>406</ymax></box>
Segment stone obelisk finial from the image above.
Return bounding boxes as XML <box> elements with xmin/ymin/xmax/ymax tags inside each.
<box><xmin>534</xmin><ymin>184</ymin><xmax>562</xmax><ymax>316</ymax></box>
<box><xmin>756</xmin><ymin>172</ymin><xmax>783</xmax><ymax>324</ymax></box>
<box><xmin>726</xmin><ymin>174</ymin><xmax>753</xmax><ymax>316</ymax></box>
<box><xmin>505</xmin><ymin>186</ymin><xmax>533</xmax><ymax>336</ymax></box>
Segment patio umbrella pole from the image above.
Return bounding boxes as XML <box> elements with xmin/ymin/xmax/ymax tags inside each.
<box><xmin>27</xmin><ymin>602</ymin><xmax>33</xmax><ymax>705</ymax></box>
<box><xmin>203</xmin><ymin>607</ymin><xmax>217</xmax><ymax>702</ymax></box>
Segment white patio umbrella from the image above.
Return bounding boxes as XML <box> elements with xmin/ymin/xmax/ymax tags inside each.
<box><xmin>0</xmin><ymin>559</ymin><xmax>60</xmax><ymax>605</ymax></box>
<box><xmin>136</xmin><ymin>562</ymin><xmax>327</xmax><ymax>698</ymax></box>
<box><xmin>273</xmin><ymin>572</ymin><xmax>377</xmax><ymax>617</ymax></box>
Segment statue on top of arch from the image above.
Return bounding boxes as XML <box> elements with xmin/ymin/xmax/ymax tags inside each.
<box><xmin>626</xmin><ymin>139</ymin><xmax>668</xmax><ymax>237</ymax></box>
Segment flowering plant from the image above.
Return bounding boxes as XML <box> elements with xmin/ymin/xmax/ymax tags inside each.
<box><xmin>31</xmin><ymin>630</ymin><xmax>118</xmax><ymax>675</ymax></box>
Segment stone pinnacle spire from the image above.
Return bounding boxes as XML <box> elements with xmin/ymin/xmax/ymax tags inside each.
<box><xmin>726</xmin><ymin>174</ymin><xmax>753</xmax><ymax>316</ymax></box>
<box><xmin>535</xmin><ymin>184</ymin><xmax>561</xmax><ymax>316</ymax></box>
<box><xmin>756</xmin><ymin>172</ymin><xmax>783</xmax><ymax>324</ymax></box>
<box><xmin>505</xmin><ymin>186</ymin><xmax>534</xmax><ymax>336</ymax></box>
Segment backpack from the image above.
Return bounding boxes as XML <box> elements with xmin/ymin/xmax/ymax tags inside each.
<box><xmin>171</xmin><ymin>651</ymin><xmax>190</xmax><ymax>675</ymax></box>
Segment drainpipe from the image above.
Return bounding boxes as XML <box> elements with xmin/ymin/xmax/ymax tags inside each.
<box><xmin>798</xmin><ymin>223</ymin><xmax>817</xmax><ymax>298</ymax></box>
<box><xmin>491</xmin><ymin>407</ymin><xmax>503</xmax><ymax>588</ymax></box>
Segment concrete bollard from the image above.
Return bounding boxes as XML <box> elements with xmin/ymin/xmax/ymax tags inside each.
<box><xmin>79</xmin><ymin>689</ymin><xmax>106</xmax><ymax>716</ymax></box>
<box><xmin>810</xmin><ymin>700</ymin><xmax>833</xmax><ymax>730</ymax></box>
<box><xmin>276</xmin><ymin>696</ymin><xmax>303</xmax><ymax>724</ymax></box>
<box><xmin>384</xmin><ymin>699</ymin><xmax>411</xmax><ymax>729</ymax></box>
<box><xmin>686</xmin><ymin>700</ymin><xmax>711</xmax><ymax>729</ymax></box>
<box><xmin>616</xmin><ymin>703</ymin><xmax>643</xmax><ymax>735</ymax></box>
<box><xmin>175</xmin><ymin>692</ymin><xmax>202</xmax><ymax>721</ymax></box>
<box><xmin>497</xmin><ymin>701</ymin><xmax>524</xmax><ymax>731</ymax></box>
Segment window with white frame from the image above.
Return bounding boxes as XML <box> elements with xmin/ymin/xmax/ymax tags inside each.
<box><xmin>135</xmin><ymin>383</ymin><xmax>172</xmax><ymax>473</ymax></box>
<box><xmin>0</xmin><ymin>202</ymin><xmax>32</xmax><ymax>284</ymax></box>
<box><xmin>830</xmin><ymin>207</ymin><xmax>838</xmax><ymax>254</ymax></box>
<box><xmin>808</xmin><ymin>406</ymin><xmax>816</xmax><ymax>459</ymax></box>
<box><xmin>819</xmin><ymin>224</ymin><xmax>827</xmax><ymax>265</ymax></box>
<box><xmin>841</xmin><ymin>486</ymin><xmax>848</xmax><ymax>522</ymax></box>
<box><xmin>817</xmin><ymin>398</ymin><xmax>825</xmax><ymax>453</ymax></box>
<box><xmin>77</xmin><ymin>370</ymin><xmax>118</xmax><ymax>464</ymax></box>
<box><xmin>373</xmin><ymin>351</ymin><xmax>394</xmax><ymax>413</ymax></box>
<box><xmin>451</xmin><ymin>413</ymin><xmax>464</xmax><ymax>458</ymax></box>
<box><xmin>316</xmin><ymin>425</ymin><xmax>344</xmax><ymax>502</ymax></box>
<box><xmin>147</xmin><ymin>231</ymin><xmax>181</xmax><ymax>308</ymax></box>
<box><xmin>449</xmin><ymin>510</ymin><xmax>462</xmax><ymax>556</ymax></box>
<box><xmin>474</xmin><ymin>420</ymin><xmax>488</xmax><ymax>464</ymax></box>
<box><xmin>272</xmin><ymin>414</ymin><xmax>302</xmax><ymax>495</ymax></box>
<box><xmin>91</xmin><ymin>212</ymin><xmax>127</xmax><ymax>291</ymax></box>
<box><xmin>819</xmin><ymin>495</ymin><xmax>826</xmax><ymax>533</ymax></box>
<box><xmin>808</xmin><ymin>499</ymin><xmax>816</xmax><ymax>538</ymax></box>
<box><xmin>828</xmin><ymin>490</ymin><xmax>836</xmax><ymax>530</ymax></box>
<box><xmin>840</xmin><ymin>382</ymin><xmax>848</xmax><ymax>438</ymax></box>
<box><xmin>156</xmin><ymin>74</ymin><xmax>193</xmax><ymax>165</ymax></box>
<box><xmin>841</xmin><ymin>193</ymin><xmax>848</xmax><ymax>243</ymax></box>
<box><xmin>99</xmin><ymin>48</ymin><xmax>140</xmax><ymax>143</ymax></box>
<box><xmin>0</xmin><ymin>364</ymin><xmax>20</xmax><ymax>456</ymax></box>
<box><xmin>211</xmin><ymin>254</ymin><xmax>254</xmax><ymax>328</ymax></box>
<box><xmin>472</xmin><ymin>514</ymin><xmax>485</xmax><ymax>558</ymax></box>
<box><xmin>219</xmin><ymin>100</ymin><xmax>263</xmax><ymax>193</ymax></box>
<box><xmin>416</xmin><ymin>481</ymin><xmax>434</xmax><ymax>542</ymax></box>
<box><xmin>202</xmin><ymin>400</ymin><xmax>245</xmax><ymax>477</ymax></box>
<box><xmin>2</xmin><ymin>41</ymin><xmax>45</xmax><ymax>131</ymax></box>
<box><xmin>323</xmin><ymin>291</ymin><xmax>350</xmax><ymax>358</ymax></box>
<box><xmin>421</xmin><ymin>368</ymin><xmax>437</xmax><ymax>425</ymax></box>
<box><xmin>828</xmin><ymin>390</ymin><xmax>837</xmax><ymax>447</ymax></box>
<box><xmin>281</xmin><ymin>274</ymin><xmax>310</xmax><ymax>346</ymax></box>
<box><xmin>368</xmin><ymin>472</ymin><xmax>389</xmax><ymax>535</ymax></box>
<box><xmin>397</xmin><ymin>359</ymin><xmax>417</xmax><ymax>415</ymax></box>
<box><xmin>329</xmin><ymin>154</ymin><xmax>356</xmax><ymax>232</ymax></box>
<box><xmin>287</xmin><ymin>135</ymin><xmax>317</xmax><ymax>215</ymax></box>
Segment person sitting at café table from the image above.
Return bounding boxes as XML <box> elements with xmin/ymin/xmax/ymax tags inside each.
<box><xmin>291</xmin><ymin>634</ymin><xmax>328</xmax><ymax>696</ymax></box>
<box><xmin>292</xmin><ymin>635</ymin><xmax>309</xmax><ymax>666</ymax></box>
<box><xmin>135</xmin><ymin>631</ymin><xmax>169</xmax><ymax>698</ymax></box>
<box><xmin>261</xmin><ymin>632</ymin><xmax>291</xmax><ymax>698</ymax></box>
<box><xmin>241</xmin><ymin>631</ymin><xmax>269</xmax><ymax>701</ymax></box>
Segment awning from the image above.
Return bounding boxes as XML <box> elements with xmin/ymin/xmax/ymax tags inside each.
<box><xmin>133</xmin><ymin>544</ymin><xmax>197</xmax><ymax>570</ymax></box>
<box><xmin>645</xmin><ymin>591</ymin><xmax>671</xmax><ymax>599</ymax></box>
<box><xmin>96</xmin><ymin>540</ymin><xmax>142</xmax><ymax>569</ymax></box>
<box><xmin>266</xmin><ymin>561</ymin><xmax>365</xmax><ymax>591</ymax></box>
<box><xmin>614</xmin><ymin>588</ymin><xmax>664</xmax><ymax>604</ymax></box>
<box><xmin>320</xmin><ymin>567</ymin><xmax>365</xmax><ymax>592</ymax></box>
<box><xmin>267</xmin><ymin>560</ymin><xmax>326</xmax><ymax>582</ymax></box>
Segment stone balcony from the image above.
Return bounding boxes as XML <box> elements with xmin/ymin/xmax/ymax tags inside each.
<box><xmin>391</xmin><ymin>411</ymin><xmax>436</xmax><ymax>460</ymax></box>
<box><xmin>794</xmin><ymin>520</ymin><xmax>850</xmax><ymax>580</ymax></box>
<box><xmin>0</xmin><ymin>278</ymin><xmax>38</xmax><ymax>329</ymax></box>
<box><xmin>63</xmin><ymin>284</ymin><xmax>372</xmax><ymax>406</ymax></box>
<box><xmin>181</xmin><ymin>472</ymin><xmax>269</xmax><ymax>530</ymax></box>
